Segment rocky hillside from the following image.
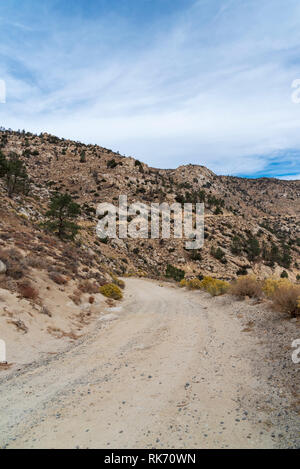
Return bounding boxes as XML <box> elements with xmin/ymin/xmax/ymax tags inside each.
<box><xmin>0</xmin><ymin>128</ymin><xmax>299</xmax><ymax>284</ymax></box>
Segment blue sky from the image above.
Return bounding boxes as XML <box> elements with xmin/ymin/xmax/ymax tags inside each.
<box><xmin>1</xmin><ymin>0</ymin><xmax>300</xmax><ymax>178</ymax></box>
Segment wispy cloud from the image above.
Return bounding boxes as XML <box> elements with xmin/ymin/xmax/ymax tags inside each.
<box><xmin>280</xmin><ymin>174</ymin><xmax>300</xmax><ymax>180</ymax></box>
<box><xmin>0</xmin><ymin>0</ymin><xmax>300</xmax><ymax>177</ymax></box>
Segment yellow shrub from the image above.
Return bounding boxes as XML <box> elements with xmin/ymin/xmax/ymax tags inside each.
<box><xmin>137</xmin><ymin>270</ymin><xmax>147</xmax><ymax>278</ymax></box>
<box><xmin>263</xmin><ymin>278</ymin><xmax>291</xmax><ymax>298</ymax></box>
<box><xmin>183</xmin><ymin>276</ymin><xmax>229</xmax><ymax>296</ymax></box>
<box><xmin>205</xmin><ymin>279</ymin><xmax>230</xmax><ymax>296</ymax></box>
<box><xmin>186</xmin><ymin>278</ymin><xmax>203</xmax><ymax>290</ymax></box>
<box><xmin>181</xmin><ymin>276</ymin><xmax>230</xmax><ymax>296</ymax></box>
<box><xmin>199</xmin><ymin>276</ymin><xmax>215</xmax><ymax>290</ymax></box>
<box><xmin>199</xmin><ymin>277</ymin><xmax>229</xmax><ymax>296</ymax></box>
<box><xmin>111</xmin><ymin>275</ymin><xmax>125</xmax><ymax>290</ymax></box>
<box><xmin>99</xmin><ymin>283</ymin><xmax>123</xmax><ymax>300</ymax></box>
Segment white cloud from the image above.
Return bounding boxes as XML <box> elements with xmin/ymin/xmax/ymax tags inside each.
<box><xmin>279</xmin><ymin>174</ymin><xmax>300</xmax><ymax>180</ymax></box>
<box><xmin>0</xmin><ymin>0</ymin><xmax>300</xmax><ymax>176</ymax></box>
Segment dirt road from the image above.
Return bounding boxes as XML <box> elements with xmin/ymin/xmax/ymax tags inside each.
<box><xmin>0</xmin><ymin>279</ymin><xmax>297</xmax><ymax>449</ymax></box>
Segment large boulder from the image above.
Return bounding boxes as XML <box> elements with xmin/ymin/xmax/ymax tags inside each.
<box><xmin>0</xmin><ymin>260</ymin><xmax>7</xmax><ymax>274</ymax></box>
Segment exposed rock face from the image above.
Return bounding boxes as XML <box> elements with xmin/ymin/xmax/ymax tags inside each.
<box><xmin>0</xmin><ymin>129</ymin><xmax>299</xmax><ymax>281</ymax></box>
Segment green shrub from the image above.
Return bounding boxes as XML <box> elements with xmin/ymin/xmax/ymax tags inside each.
<box><xmin>189</xmin><ymin>250</ymin><xmax>202</xmax><ymax>261</ymax></box>
<box><xmin>237</xmin><ymin>267</ymin><xmax>248</xmax><ymax>276</ymax></box>
<box><xmin>80</xmin><ymin>151</ymin><xmax>86</xmax><ymax>163</ymax></box>
<box><xmin>231</xmin><ymin>236</ymin><xmax>243</xmax><ymax>255</ymax></box>
<box><xmin>211</xmin><ymin>247</ymin><xmax>227</xmax><ymax>263</ymax></box>
<box><xmin>165</xmin><ymin>264</ymin><xmax>185</xmax><ymax>282</ymax></box>
<box><xmin>107</xmin><ymin>159</ymin><xmax>118</xmax><ymax>169</ymax></box>
<box><xmin>245</xmin><ymin>236</ymin><xmax>260</xmax><ymax>261</ymax></box>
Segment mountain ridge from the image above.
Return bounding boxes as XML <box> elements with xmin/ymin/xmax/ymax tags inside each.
<box><xmin>0</xmin><ymin>128</ymin><xmax>299</xmax><ymax>283</ymax></box>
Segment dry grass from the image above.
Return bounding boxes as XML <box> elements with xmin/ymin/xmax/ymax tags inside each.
<box><xmin>69</xmin><ymin>289</ymin><xmax>82</xmax><ymax>305</ymax></box>
<box><xmin>18</xmin><ymin>282</ymin><xmax>39</xmax><ymax>301</ymax></box>
<box><xmin>230</xmin><ymin>275</ymin><xmax>262</xmax><ymax>298</ymax></box>
<box><xmin>0</xmin><ymin>363</ymin><xmax>12</xmax><ymax>371</ymax></box>
<box><xmin>47</xmin><ymin>327</ymin><xmax>79</xmax><ymax>340</ymax></box>
<box><xmin>48</xmin><ymin>271</ymin><xmax>68</xmax><ymax>285</ymax></box>
<box><xmin>25</xmin><ymin>255</ymin><xmax>48</xmax><ymax>270</ymax></box>
<box><xmin>231</xmin><ymin>276</ymin><xmax>300</xmax><ymax>317</ymax></box>
<box><xmin>40</xmin><ymin>306</ymin><xmax>52</xmax><ymax>317</ymax></box>
<box><xmin>270</xmin><ymin>284</ymin><xmax>300</xmax><ymax>318</ymax></box>
<box><xmin>0</xmin><ymin>248</ymin><xmax>27</xmax><ymax>280</ymax></box>
<box><xmin>8</xmin><ymin>319</ymin><xmax>28</xmax><ymax>333</ymax></box>
<box><xmin>78</xmin><ymin>280</ymin><xmax>99</xmax><ymax>294</ymax></box>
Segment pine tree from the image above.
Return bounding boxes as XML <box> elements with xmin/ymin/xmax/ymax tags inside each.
<box><xmin>80</xmin><ymin>151</ymin><xmax>86</xmax><ymax>163</ymax></box>
<box><xmin>246</xmin><ymin>236</ymin><xmax>260</xmax><ymax>261</ymax></box>
<box><xmin>0</xmin><ymin>151</ymin><xmax>7</xmax><ymax>177</ymax></box>
<box><xmin>2</xmin><ymin>153</ymin><xmax>29</xmax><ymax>197</ymax></box>
<box><xmin>45</xmin><ymin>193</ymin><xmax>81</xmax><ymax>240</ymax></box>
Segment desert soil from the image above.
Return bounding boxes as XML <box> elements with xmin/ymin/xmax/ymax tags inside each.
<box><xmin>0</xmin><ymin>278</ymin><xmax>299</xmax><ymax>449</ymax></box>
